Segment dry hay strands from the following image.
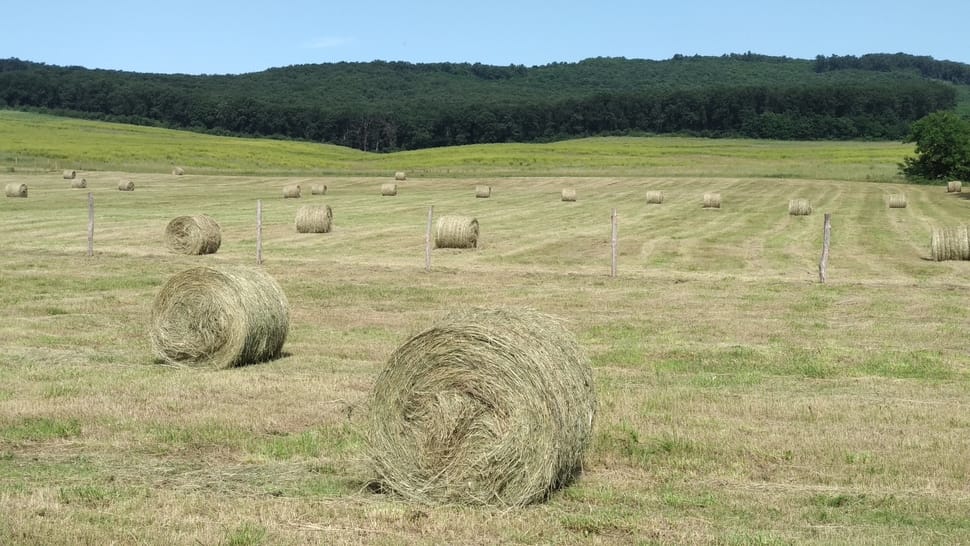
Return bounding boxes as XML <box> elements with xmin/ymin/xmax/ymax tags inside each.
<box><xmin>4</xmin><ymin>183</ymin><xmax>27</xmax><ymax>197</ymax></box>
<box><xmin>381</xmin><ymin>183</ymin><xmax>398</xmax><ymax>196</ymax></box>
<box><xmin>394</xmin><ymin>171</ymin><xmax>407</xmax><ymax>181</ymax></box>
<box><xmin>165</xmin><ymin>214</ymin><xmax>222</xmax><ymax>255</ymax></box>
<box><xmin>118</xmin><ymin>179</ymin><xmax>135</xmax><ymax>191</ymax></box>
<box><xmin>561</xmin><ymin>188</ymin><xmax>577</xmax><ymax>202</ymax></box>
<box><xmin>930</xmin><ymin>226</ymin><xmax>970</xmax><ymax>261</ymax></box>
<box><xmin>150</xmin><ymin>266</ymin><xmax>289</xmax><ymax>368</ymax></box>
<box><xmin>367</xmin><ymin>306</ymin><xmax>596</xmax><ymax>506</ymax></box>
<box><xmin>475</xmin><ymin>185</ymin><xmax>492</xmax><ymax>198</ymax></box>
<box><xmin>702</xmin><ymin>192</ymin><xmax>721</xmax><ymax>209</ymax></box>
<box><xmin>645</xmin><ymin>190</ymin><xmax>664</xmax><ymax>204</ymax></box>
<box><xmin>434</xmin><ymin>214</ymin><xmax>478</xmax><ymax>249</ymax></box>
<box><xmin>788</xmin><ymin>198</ymin><xmax>812</xmax><ymax>216</ymax></box>
<box><xmin>282</xmin><ymin>184</ymin><xmax>302</xmax><ymax>198</ymax></box>
<box><xmin>172</xmin><ymin>166</ymin><xmax>185</xmax><ymax>176</ymax></box>
<box><xmin>310</xmin><ymin>183</ymin><xmax>328</xmax><ymax>195</ymax></box>
<box><xmin>888</xmin><ymin>194</ymin><xmax>907</xmax><ymax>208</ymax></box>
<box><xmin>947</xmin><ymin>180</ymin><xmax>963</xmax><ymax>193</ymax></box>
<box><xmin>71</xmin><ymin>178</ymin><xmax>87</xmax><ymax>189</ymax></box>
<box><xmin>62</xmin><ymin>169</ymin><xmax>76</xmax><ymax>180</ymax></box>
<box><xmin>295</xmin><ymin>204</ymin><xmax>333</xmax><ymax>233</ymax></box>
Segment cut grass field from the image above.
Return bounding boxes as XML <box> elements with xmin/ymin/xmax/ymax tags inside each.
<box><xmin>2</xmin><ymin>112</ymin><xmax>970</xmax><ymax>544</ymax></box>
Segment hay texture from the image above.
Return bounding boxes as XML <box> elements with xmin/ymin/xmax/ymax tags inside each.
<box><xmin>394</xmin><ymin>171</ymin><xmax>407</xmax><ymax>181</ymax></box>
<box><xmin>788</xmin><ymin>199</ymin><xmax>812</xmax><ymax>216</ymax></box>
<box><xmin>63</xmin><ymin>170</ymin><xmax>76</xmax><ymax>180</ymax></box>
<box><xmin>931</xmin><ymin>226</ymin><xmax>970</xmax><ymax>261</ymax></box>
<box><xmin>295</xmin><ymin>204</ymin><xmax>333</xmax><ymax>233</ymax></box>
<box><xmin>282</xmin><ymin>184</ymin><xmax>302</xmax><ymax>198</ymax></box>
<box><xmin>561</xmin><ymin>189</ymin><xmax>577</xmax><ymax>202</ymax></box>
<box><xmin>888</xmin><ymin>194</ymin><xmax>907</xmax><ymax>208</ymax></box>
<box><xmin>150</xmin><ymin>266</ymin><xmax>289</xmax><ymax>368</ymax></box>
<box><xmin>4</xmin><ymin>183</ymin><xmax>27</xmax><ymax>198</ymax></box>
<box><xmin>645</xmin><ymin>190</ymin><xmax>664</xmax><ymax>204</ymax></box>
<box><xmin>381</xmin><ymin>183</ymin><xmax>398</xmax><ymax>196</ymax></box>
<box><xmin>165</xmin><ymin>215</ymin><xmax>222</xmax><ymax>255</ymax></box>
<box><xmin>367</xmin><ymin>306</ymin><xmax>596</xmax><ymax>506</ymax></box>
<box><xmin>703</xmin><ymin>192</ymin><xmax>721</xmax><ymax>209</ymax></box>
<box><xmin>310</xmin><ymin>184</ymin><xmax>328</xmax><ymax>195</ymax></box>
<box><xmin>475</xmin><ymin>185</ymin><xmax>492</xmax><ymax>198</ymax></box>
<box><xmin>435</xmin><ymin>215</ymin><xmax>479</xmax><ymax>249</ymax></box>
<box><xmin>71</xmin><ymin>178</ymin><xmax>87</xmax><ymax>189</ymax></box>
<box><xmin>118</xmin><ymin>179</ymin><xmax>135</xmax><ymax>191</ymax></box>
<box><xmin>172</xmin><ymin>166</ymin><xmax>185</xmax><ymax>176</ymax></box>
<box><xmin>947</xmin><ymin>181</ymin><xmax>962</xmax><ymax>193</ymax></box>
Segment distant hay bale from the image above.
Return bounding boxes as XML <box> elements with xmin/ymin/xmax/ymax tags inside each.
<box><xmin>703</xmin><ymin>192</ymin><xmax>721</xmax><ymax>209</ymax></box>
<box><xmin>561</xmin><ymin>189</ymin><xmax>577</xmax><ymax>202</ymax></box>
<box><xmin>931</xmin><ymin>226</ymin><xmax>970</xmax><ymax>261</ymax></box>
<box><xmin>118</xmin><ymin>179</ymin><xmax>135</xmax><ymax>191</ymax></box>
<box><xmin>645</xmin><ymin>190</ymin><xmax>664</xmax><ymax>204</ymax></box>
<box><xmin>71</xmin><ymin>178</ymin><xmax>87</xmax><ymax>189</ymax></box>
<box><xmin>435</xmin><ymin>215</ymin><xmax>479</xmax><ymax>249</ymax></box>
<box><xmin>788</xmin><ymin>199</ymin><xmax>812</xmax><ymax>216</ymax></box>
<box><xmin>150</xmin><ymin>266</ymin><xmax>289</xmax><ymax>369</ymax></box>
<box><xmin>282</xmin><ymin>184</ymin><xmax>301</xmax><ymax>198</ymax></box>
<box><xmin>295</xmin><ymin>204</ymin><xmax>333</xmax><ymax>233</ymax></box>
<box><xmin>394</xmin><ymin>171</ymin><xmax>407</xmax><ymax>181</ymax></box>
<box><xmin>381</xmin><ymin>183</ymin><xmax>398</xmax><ymax>196</ymax></box>
<box><xmin>947</xmin><ymin>181</ymin><xmax>962</xmax><ymax>193</ymax></box>
<box><xmin>4</xmin><ymin>183</ymin><xmax>27</xmax><ymax>198</ymax></box>
<box><xmin>310</xmin><ymin>184</ymin><xmax>328</xmax><ymax>195</ymax></box>
<box><xmin>63</xmin><ymin>170</ymin><xmax>76</xmax><ymax>180</ymax></box>
<box><xmin>165</xmin><ymin>215</ymin><xmax>222</xmax><ymax>255</ymax></box>
<box><xmin>367</xmin><ymin>306</ymin><xmax>596</xmax><ymax>506</ymax></box>
<box><xmin>475</xmin><ymin>185</ymin><xmax>491</xmax><ymax>198</ymax></box>
<box><xmin>172</xmin><ymin>166</ymin><xmax>185</xmax><ymax>176</ymax></box>
<box><xmin>888</xmin><ymin>194</ymin><xmax>907</xmax><ymax>208</ymax></box>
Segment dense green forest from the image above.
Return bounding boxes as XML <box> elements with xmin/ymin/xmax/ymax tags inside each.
<box><xmin>0</xmin><ymin>53</ymin><xmax>966</xmax><ymax>151</ymax></box>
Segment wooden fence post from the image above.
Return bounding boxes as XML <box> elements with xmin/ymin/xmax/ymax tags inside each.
<box><xmin>819</xmin><ymin>212</ymin><xmax>831</xmax><ymax>283</ymax></box>
<box><xmin>87</xmin><ymin>192</ymin><xmax>94</xmax><ymax>257</ymax></box>
<box><xmin>256</xmin><ymin>200</ymin><xmax>263</xmax><ymax>265</ymax></box>
<box><xmin>610</xmin><ymin>208</ymin><xmax>618</xmax><ymax>278</ymax></box>
<box><xmin>425</xmin><ymin>205</ymin><xmax>434</xmax><ymax>272</ymax></box>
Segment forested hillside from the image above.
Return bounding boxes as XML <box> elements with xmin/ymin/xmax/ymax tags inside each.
<box><xmin>0</xmin><ymin>53</ymin><xmax>966</xmax><ymax>151</ymax></box>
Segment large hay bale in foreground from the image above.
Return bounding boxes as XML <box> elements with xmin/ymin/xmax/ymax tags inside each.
<box><xmin>435</xmin><ymin>215</ymin><xmax>478</xmax><ymax>249</ymax></box>
<box><xmin>367</xmin><ymin>306</ymin><xmax>596</xmax><ymax>506</ymax></box>
<box><xmin>4</xmin><ymin>183</ymin><xmax>27</xmax><ymax>197</ymax></box>
<box><xmin>282</xmin><ymin>184</ymin><xmax>301</xmax><ymax>198</ymax></box>
<box><xmin>394</xmin><ymin>171</ymin><xmax>407</xmax><ymax>181</ymax></box>
<box><xmin>118</xmin><ymin>179</ymin><xmax>135</xmax><ymax>191</ymax></box>
<box><xmin>381</xmin><ymin>183</ymin><xmax>398</xmax><ymax>196</ymax></box>
<box><xmin>645</xmin><ymin>190</ymin><xmax>664</xmax><ymax>204</ymax></box>
<box><xmin>947</xmin><ymin>181</ymin><xmax>962</xmax><ymax>193</ymax></box>
<box><xmin>888</xmin><ymin>194</ymin><xmax>907</xmax><ymax>208</ymax></box>
<box><xmin>788</xmin><ymin>199</ymin><xmax>812</xmax><ymax>216</ymax></box>
<box><xmin>71</xmin><ymin>178</ymin><xmax>87</xmax><ymax>189</ymax></box>
<box><xmin>703</xmin><ymin>192</ymin><xmax>721</xmax><ymax>209</ymax></box>
<box><xmin>475</xmin><ymin>185</ymin><xmax>491</xmax><ymax>198</ymax></box>
<box><xmin>150</xmin><ymin>266</ymin><xmax>289</xmax><ymax>368</ymax></box>
<box><xmin>931</xmin><ymin>226</ymin><xmax>970</xmax><ymax>261</ymax></box>
<box><xmin>310</xmin><ymin>184</ymin><xmax>328</xmax><ymax>195</ymax></box>
<box><xmin>561</xmin><ymin>189</ymin><xmax>577</xmax><ymax>202</ymax></box>
<box><xmin>63</xmin><ymin>170</ymin><xmax>76</xmax><ymax>180</ymax></box>
<box><xmin>295</xmin><ymin>204</ymin><xmax>333</xmax><ymax>233</ymax></box>
<box><xmin>165</xmin><ymin>215</ymin><xmax>222</xmax><ymax>255</ymax></box>
<box><xmin>172</xmin><ymin>166</ymin><xmax>185</xmax><ymax>176</ymax></box>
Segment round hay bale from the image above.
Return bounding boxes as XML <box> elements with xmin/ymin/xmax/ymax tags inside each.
<box><xmin>295</xmin><ymin>204</ymin><xmax>333</xmax><ymax>233</ymax></box>
<box><xmin>367</xmin><ymin>306</ymin><xmax>596</xmax><ymax>506</ymax></box>
<box><xmin>645</xmin><ymin>190</ymin><xmax>664</xmax><ymax>204</ymax></box>
<box><xmin>561</xmin><ymin>189</ymin><xmax>577</xmax><ymax>202</ymax></box>
<box><xmin>394</xmin><ymin>171</ymin><xmax>407</xmax><ymax>181</ymax></box>
<box><xmin>475</xmin><ymin>185</ymin><xmax>491</xmax><ymax>198</ymax></box>
<box><xmin>931</xmin><ymin>226</ymin><xmax>970</xmax><ymax>261</ymax></box>
<box><xmin>310</xmin><ymin>184</ymin><xmax>328</xmax><ymax>195</ymax></box>
<box><xmin>381</xmin><ymin>183</ymin><xmax>398</xmax><ymax>196</ymax></box>
<box><xmin>118</xmin><ymin>179</ymin><xmax>135</xmax><ymax>191</ymax></box>
<box><xmin>172</xmin><ymin>166</ymin><xmax>185</xmax><ymax>176</ymax></box>
<box><xmin>788</xmin><ymin>198</ymin><xmax>812</xmax><ymax>216</ymax></box>
<box><xmin>282</xmin><ymin>184</ymin><xmax>301</xmax><ymax>198</ymax></box>
<box><xmin>63</xmin><ymin>170</ymin><xmax>76</xmax><ymax>180</ymax></box>
<box><xmin>165</xmin><ymin>215</ymin><xmax>222</xmax><ymax>255</ymax></box>
<box><xmin>947</xmin><ymin>180</ymin><xmax>962</xmax><ymax>193</ymax></box>
<box><xmin>888</xmin><ymin>194</ymin><xmax>907</xmax><ymax>208</ymax></box>
<box><xmin>434</xmin><ymin>215</ymin><xmax>478</xmax><ymax>249</ymax></box>
<box><xmin>703</xmin><ymin>192</ymin><xmax>721</xmax><ymax>209</ymax></box>
<box><xmin>71</xmin><ymin>178</ymin><xmax>87</xmax><ymax>189</ymax></box>
<box><xmin>4</xmin><ymin>183</ymin><xmax>27</xmax><ymax>198</ymax></box>
<box><xmin>150</xmin><ymin>266</ymin><xmax>289</xmax><ymax>369</ymax></box>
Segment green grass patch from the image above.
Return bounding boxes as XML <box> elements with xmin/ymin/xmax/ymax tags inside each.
<box><xmin>0</xmin><ymin>417</ymin><xmax>81</xmax><ymax>442</ymax></box>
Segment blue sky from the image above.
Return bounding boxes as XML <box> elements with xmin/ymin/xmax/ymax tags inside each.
<box><xmin>3</xmin><ymin>1</ymin><xmax>968</xmax><ymax>74</ymax></box>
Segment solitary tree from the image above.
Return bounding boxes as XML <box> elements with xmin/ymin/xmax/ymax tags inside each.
<box><xmin>899</xmin><ymin>111</ymin><xmax>970</xmax><ymax>181</ymax></box>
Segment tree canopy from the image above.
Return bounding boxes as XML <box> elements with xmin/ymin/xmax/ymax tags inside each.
<box><xmin>899</xmin><ymin>111</ymin><xmax>970</xmax><ymax>181</ymax></box>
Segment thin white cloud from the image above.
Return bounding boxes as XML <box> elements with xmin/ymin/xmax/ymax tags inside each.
<box><xmin>304</xmin><ymin>36</ymin><xmax>353</xmax><ymax>49</ymax></box>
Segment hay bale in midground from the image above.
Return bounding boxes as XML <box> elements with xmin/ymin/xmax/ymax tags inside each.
<box><xmin>63</xmin><ymin>170</ymin><xmax>76</xmax><ymax>180</ymax></box>
<box><xmin>475</xmin><ymin>185</ymin><xmax>491</xmax><ymax>198</ymax></box>
<box><xmin>118</xmin><ymin>179</ymin><xmax>135</xmax><ymax>191</ymax></box>
<box><xmin>788</xmin><ymin>199</ymin><xmax>812</xmax><ymax>216</ymax></box>
<box><xmin>381</xmin><ymin>183</ymin><xmax>398</xmax><ymax>196</ymax></box>
<box><xmin>947</xmin><ymin>181</ymin><xmax>962</xmax><ymax>193</ymax></box>
<box><xmin>71</xmin><ymin>178</ymin><xmax>87</xmax><ymax>189</ymax></box>
<box><xmin>703</xmin><ymin>192</ymin><xmax>721</xmax><ymax>209</ymax></box>
<box><xmin>888</xmin><ymin>194</ymin><xmax>907</xmax><ymax>208</ymax></box>
<box><xmin>561</xmin><ymin>188</ymin><xmax>577</xmax><ymax>202</ymax></box>
<box><xmin>367</xmin><ymin>307</ymin><xmax>596</xmax><ymax>506</ymax></box>
<box><xmin>172</xmin><ymin>166</ymin><xmax>185</xmax><ymax>176</ymax></box>
<box><xmin>4</xmin><ymin>183</ymin><xmax>27</xmax><ymax>197</ymax></box>
<box><xmin>645</xmin><ymin>190</ymin><xmax>664</xmax><ymax>204</ymax></box>
<box><xmin>295</xmin><ymin>204</ymin><xmax>333</xmax><ymax>233</ymax></box>
<box><xmin>931</xmin><ymin>226</ymin><xmax>970</xmax><ymax>261</ymax></box>
<box><xmin>150</xmin><ymin>266</ymin><xmax>289</xmax><ymax>368</ymax></box>
<box><xmin>282</xmin><ymin>184</ymin><xmax>301</xmax><ymax>198</ymax></box>
<box><xmin>435</xmin><ymin>215</ymin><xmax>478</xmax><ymax>249</ymax></box>
<box><xmin>310</xmin><ymin>184</ymin><xmax>327</xmax><ymax>195</ymax></box>
<box><xmin>394</xmin><ymin>171</ymin><xmax>407</xmax><ymax>181</ymax></box>
<box><xmin>165</xmin><ymin>215</ymin><xmax>222</xmax><ymax>255</ymax></box>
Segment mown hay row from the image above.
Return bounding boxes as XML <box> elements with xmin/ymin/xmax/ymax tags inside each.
<box><xmin>381</xmin><ymin>183</ymin><xmax>398</xmax><ymax>196</ymax></box>
<box><xmin>931</xmin><ymin>226</ymin><xmax>970</xmax><ymax>261</ymax></box>
<box><xmin>165</xmin><ymin>215</ymin><xmax>222</xmax><ymax>255</ymax></box>
<box><xmin>645</xmin><ymin>190</ymin><xmax>664</xmax><ymax>204</ymax></box>
<box><xmin>367</xmin><ymin>306</ymin><xmax>596</xmax><ymax>506</ymax></box>
<box><xmin>150</xmin><ymin>266</ymin><xmax>289</xmax><ymax>369</ymax></box>
<box><xmin>788</xmin><ymin>198</ymin><xmax>812</xmax><ymax>216</ymax></box>
<box><xmin>295</xmin><ymin>204</ymin><xmax>333</xmax><ymax>233</ymax></box>
<box><xmin>888</xmin><ymin>194</ymin><xmax>907</xmax><ymax>208</ymax></box>
<box><xmin>475</xmin><ymin>185</ymin><xmax>491</xmax><ymax>198</ymax></box>
<box><xmin>434</xmin><ymin>215</ymin><xmax>478</xmax><ymax>249</ymax></box>
<box><xmin>703</xmin><ymin>192</ymin><xmax>721</xmax><ymax>209</ymax></box>
<box><xmin>4</xmin><ymin>183</ymin><xmax>27</xmax><ymax>197</ymax></box>
<box><xmin>561</xmin><ymin>188</ymin><xmax>577</xmax><ymax>202</ymax></box>
<box><xmin>118</xmin><ymin>179</ymin><xmax>135</xmax><ymax>191</ymax></box>
<box><xmin>282</xmin><ymin>184</ymin><xmax>301</xmax><ymax>198</ymax></box>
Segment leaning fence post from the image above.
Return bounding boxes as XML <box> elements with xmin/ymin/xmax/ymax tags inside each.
<box><xmin>819</xmin><ymin>212</ymin><xmax>831</xmax><ymax>283</ymax></box>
